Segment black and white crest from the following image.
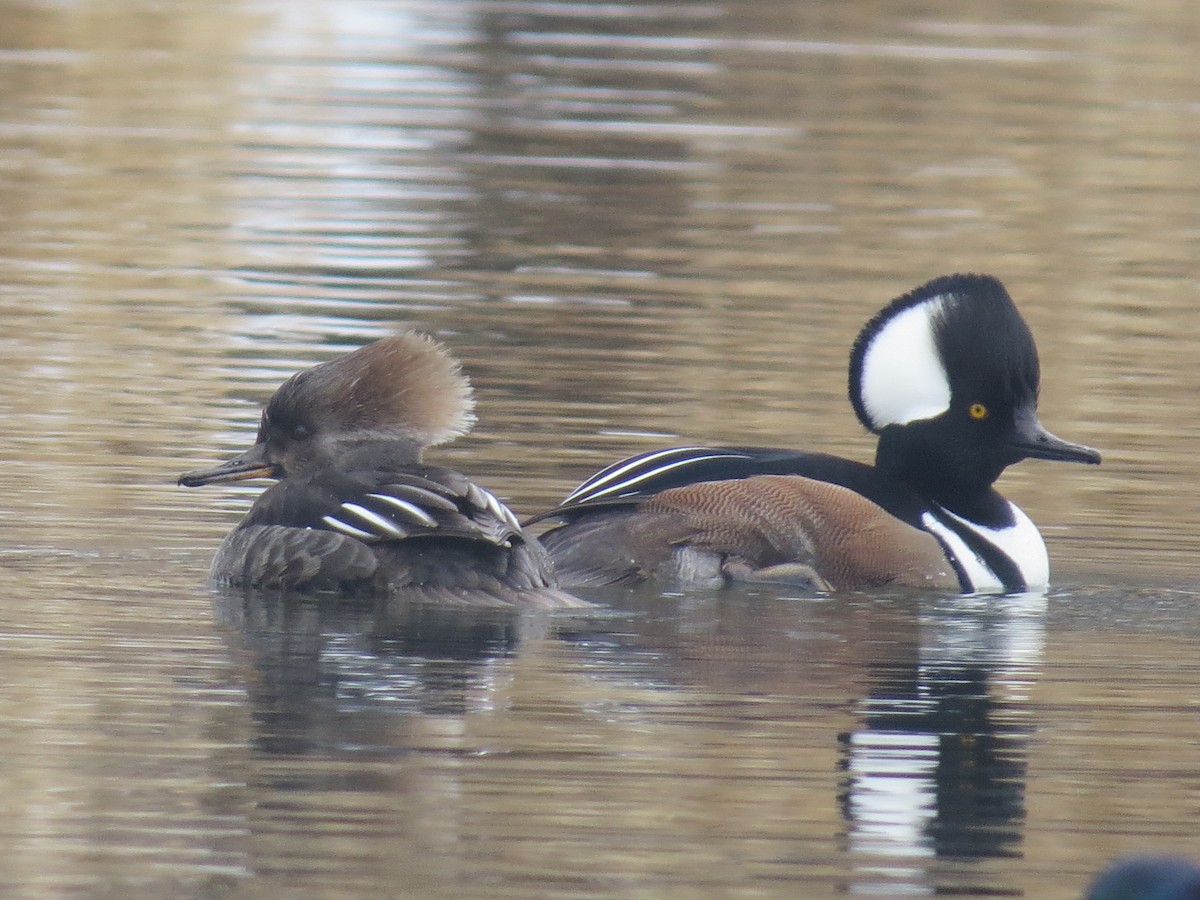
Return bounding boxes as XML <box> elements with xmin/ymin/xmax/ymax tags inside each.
<box><xmin>848</xmin><ymin>274</ymin><xmax>1040</xmax><ymax>434</ymax></box>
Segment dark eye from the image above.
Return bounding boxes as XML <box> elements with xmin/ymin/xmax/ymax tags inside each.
<box><xmin>290</xmin><ymin>423</ymin><xmax>312</xmax><ymax>440</ymax></box>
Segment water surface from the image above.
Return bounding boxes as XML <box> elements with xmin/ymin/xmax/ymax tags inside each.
<box><xmin>1</xmin><ymin>1</ymin><xmax>1199</xmax><ymax>897</ymax></box>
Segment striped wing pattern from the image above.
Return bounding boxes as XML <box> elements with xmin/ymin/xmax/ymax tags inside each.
<box><xmin>559</xmin><ymin>446</ymin><xmax>760</xmax><ymax>507</ymax></box>
<box><xmin>317</xmin><ymin>471</ymin><xmax>523</xmax><ymax>548</ymax></box>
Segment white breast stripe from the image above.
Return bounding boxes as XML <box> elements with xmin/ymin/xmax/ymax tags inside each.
<box><xmin>936</xmin><ymin>502</ymin><xmax>1049</xmax><ymax>590</ymax></box>
<box><xmin>920</xmin><ymin>501</ymin><xmax>1049</xmax><ymax>594</ymax></box>
<box><xmin>321</xmin><ymin>515</ymin><xmax>377</xmax><ymax>541</ymax></box>
<box><xmin>341</xmin><ymin>502</ymin><xmax>408</xmax><ymax>539</ymax></box>
<box><xmin>367</xmin><ymin>492</ymin><xmax>439</xmax><ymax>527</ymax></box>
<box><xmin>920</xmin><ymin>512</ymin><xmax>996</xmax><ymax>593</ymax></box>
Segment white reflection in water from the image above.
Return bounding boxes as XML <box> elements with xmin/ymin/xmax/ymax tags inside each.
<box><xmin>843</xmin><ymin>593</ymin><xmax>1046</xmax><ymax>891</ymax></box>
<box><xmin>3</xmin><ymin>0</ymin><xmax>1200</xmax><ymax>896</ymax></box>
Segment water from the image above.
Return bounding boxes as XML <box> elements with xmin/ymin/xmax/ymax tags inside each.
<box><xmin>1</xmin><ymin>0</ymin><xmax>1199</xmax><ymax>897</ymax></box>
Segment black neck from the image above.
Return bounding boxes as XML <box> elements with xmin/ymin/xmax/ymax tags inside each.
<box><xmin>874</xmin><ymin>427</ymin><xmax>1013</xmax><ymax>528</ymax></box>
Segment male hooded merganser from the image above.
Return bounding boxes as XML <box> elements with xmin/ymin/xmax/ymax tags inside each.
<box><xmin>530</xmin><ymin>274</ymin><xmax>1101</xmax><ymax>593</ymax></box>
<box><xmin>179</xmin><ymin>332</ymin><xmax>585</xmax><ymax>608</ymax></box>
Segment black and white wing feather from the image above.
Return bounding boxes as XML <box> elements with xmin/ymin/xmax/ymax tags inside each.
<box><xmin>216</xmin><ymin>467</ymin><xmax>532</xmax><ymax>593</ymax></box>
<box><xmin>315</xmin><ymin>470</ymin><xmax>523</xmax><ymax>548</ymax></box>
<box><xmin>529</xmin><ymin>446</ymin><xmax>832</xmax><ymax>523</ymax></box>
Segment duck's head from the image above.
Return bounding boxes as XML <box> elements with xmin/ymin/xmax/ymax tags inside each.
<box><xmin>179</xmin><ymin>332</ymin><xmax>476</xmax><ymax>486</ymax></box>
<box><xmin>848</xmin><ymin>273</ymin><xmax>1101</xmax><ymax>495</ymax></box>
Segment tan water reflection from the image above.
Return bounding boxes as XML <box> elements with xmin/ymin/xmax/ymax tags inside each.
<box><xmin>2</xmin><ymin>0</ymin><xmax>1200</xmax><ymax>897</ymax></box>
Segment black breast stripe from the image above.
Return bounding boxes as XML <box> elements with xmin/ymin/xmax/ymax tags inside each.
<box><xmin>925</xmin><ymin>508</ymin><xmax>1026</xmax><ymax>593</ymax></box>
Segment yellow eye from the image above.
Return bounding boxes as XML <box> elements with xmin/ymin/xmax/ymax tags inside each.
<box><xmin>969</xmin><ymin>403</ymin><xmax>989</xmax><ymax>420</ymax></box>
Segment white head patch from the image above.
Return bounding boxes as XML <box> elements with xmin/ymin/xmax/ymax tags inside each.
<box><xmin>859</xmin><ymin>296</ymin><xmax>952</xmax><ymax>429</ymax></box>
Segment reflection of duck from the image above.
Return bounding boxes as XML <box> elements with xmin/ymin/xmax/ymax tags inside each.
<box><xmin>832</xmin><ymin>591</ymin><xmax>1045</xmax><ymax>877</ymax></box>
<box><xmin>1086</xmin><ymin>855</ymin><xmax>1200</xmax><ymax>900</ymax></box>
<box><xmin>213</xmin><ymin>589</ymin><xmax>547</xmax><ymax>745</ymax></box>
<box><xmin>533</xmin><ymin>275</ymin><xmax>1100</xmax><ymax>593</ymax></box>
<box><xmin>180</xmin><ymin>333</ymin><xmax>585</xmax><ymax>607</ymax></box>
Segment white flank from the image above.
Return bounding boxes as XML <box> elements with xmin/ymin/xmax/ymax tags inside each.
<box><xmin>860</xmin><ymin>297</ymin><xmax>952</xmax><ymax>428</ymax></box>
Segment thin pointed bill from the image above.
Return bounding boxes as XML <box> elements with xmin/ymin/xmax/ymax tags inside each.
<box><xmin>1011</xmin><ymin>418</ymin><xmax>1102</xmax><ymax>465</ymax></box>
<box><xmin>178</xmin><ymin>444</ymin><xmax>279</xmax><ymax>487</ymax></box>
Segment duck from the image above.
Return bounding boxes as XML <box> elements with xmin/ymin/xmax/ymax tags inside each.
<box><xmin>1086</xmin><ymin>855</ymin><xmax>1200</xmax><ymax>900</ymax></box>
<box><xmin>529</xmin><ymin>274</ymin><xmax>1101</xmax><ymax>593</ymax></box>
<box><xmin>179</xmin><ymin>332</ymin><xmax>585</xmax><ymax>608</ymax></box>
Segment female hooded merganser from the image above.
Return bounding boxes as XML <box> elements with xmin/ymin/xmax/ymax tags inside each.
<box><xmin>530</xmin><ymin>274</ymin><xmax>1101</xmax><ymax>594</ymax></box>
<box><xmin>179</xmin><ymin>332</ymin><xmax>584</xmax><ymax>608</ymax></box>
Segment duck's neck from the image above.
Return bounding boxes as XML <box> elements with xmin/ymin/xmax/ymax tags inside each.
<box><xmin>322</xmin><ymin>437</ymin><xmax>427</xmax><ymax>473</ymax></box>
<box><xmin>873</xmin><ymin>429</ymin><xmax>1050</xmax><ymax>592</ymax></box>
<box><xmin>874</xmin><ymin>428</ymin><xmax>1011</xmax><ymax>527</ymax></box>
